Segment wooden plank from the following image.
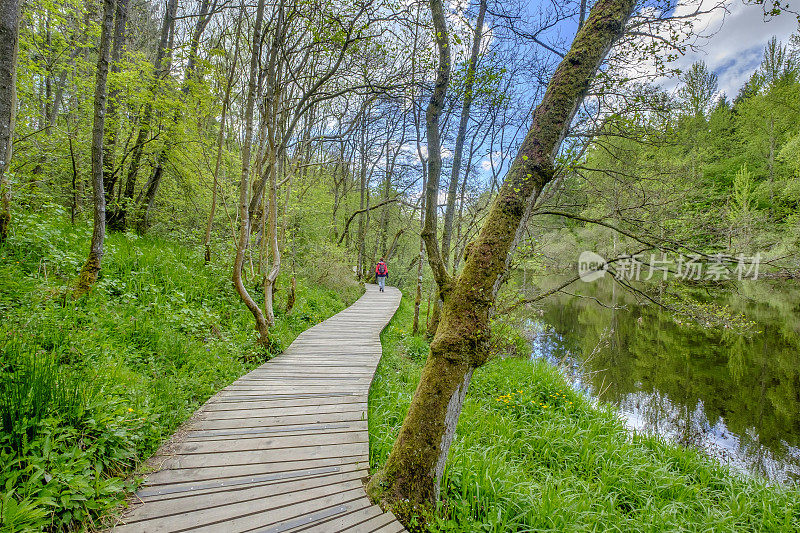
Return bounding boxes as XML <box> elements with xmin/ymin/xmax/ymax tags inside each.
<box><xmin>293</xmin><ymin>499</ymin><xmax>382</xmax><ymax>532</ymax></box>
<box><xmin>191</xmin><ymin>410</ymin><xmax>367</xmax><ymax>430</ymax></box>
<box><xmin>115</xmin><ymin>486</ymin><xmax>366</xmax><ymax>532</ymax></box>
<box><xmin>171</xmin><ymin>430</ymin><xmax>367</xmax><ymax>455</ymax></box>
<box><xmin>156</xmin><ymin>443</ymin><xmax>367</xmax><ymax>469</ymax></box>
<box><xmin>189</xmin><ymin>488</ymin><xmax>366</xmax><ymax>532</ymax></box>
<box><xmin>201</xmin><ymin>398</ymin><xmax>367</xmax><ymax>415</ymax></box>
<box><xmin>142</xmin><ymin>456</ymin><xmax>369</xmax><ymax>487</ymax></box>
<box><xmin>345</xmin><ymin>512</ymin><xmax>396</xmax><ymax>533</ymax></box>
<box><xmin>124</xmin><ymin>474</ymin><xmax>367</xmax><ymax>521</ymax></box>
<box><xmin>183</xmin><ymin>421</ymin><xmax>367</xmax><ymax>441</ymax></box>
<box><xmin>140</xmin><ymin>467</ymin><xmax>365</xmax><ymax>505</ymax></box>
<box><xmin>371</xmin><ymin>520</ymin><xmax>407</xmax><ymax>533</ymax></box>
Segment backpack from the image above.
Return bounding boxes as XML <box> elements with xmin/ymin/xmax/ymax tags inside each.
<box><xmin>377</xmin><ymin>262</ymin><xmax>387</xmax><ymax>276</ymax></box>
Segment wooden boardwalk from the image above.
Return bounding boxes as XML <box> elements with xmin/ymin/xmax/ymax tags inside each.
<box><xmin>113</xmin><ymin>285</ymin><xmax>404</xmax><ymax>533</ymax></box>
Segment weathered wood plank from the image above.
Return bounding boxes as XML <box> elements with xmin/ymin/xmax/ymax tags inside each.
<box><xmin>191</xmin><ymin>410</ymin><xmax>367</xmax><ymax>430</ymax></box>
<box><xmin>143</xmin><ymin>456</ymin><xmax>369</xmax><ymax>487</ymax></box>
<box><xmin>346</xmin><ymin>512</ymin><xmax>397</xmax><ymax>533</ymax></box>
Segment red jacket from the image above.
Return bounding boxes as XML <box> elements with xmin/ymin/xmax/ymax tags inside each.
<box><xmin>375</xmin><ymin>261</ymin><xmax>388</xmax><ymax>276</ymax></box>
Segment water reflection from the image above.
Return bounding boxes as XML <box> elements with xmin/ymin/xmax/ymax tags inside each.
<box><xmin>525</xmin><ymin>277</ymin><xmax>800</xmax><ymax>485</ymax></box>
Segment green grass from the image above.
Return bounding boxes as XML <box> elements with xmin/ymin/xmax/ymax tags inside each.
<box><xmin>369</xmin><ymin>296</ymin><xmax>800</xmax><ymax>532</ymax></box>
<box><xmin>0</xmin><ymin>207</ymin><xmax>363</xmax><ymax>532</ymax></box>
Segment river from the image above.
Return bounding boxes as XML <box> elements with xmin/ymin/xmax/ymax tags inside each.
<box><xmin>525</xmin><ymin>277</ymin><xmax>800</xmax><ymax>485</ymax></box>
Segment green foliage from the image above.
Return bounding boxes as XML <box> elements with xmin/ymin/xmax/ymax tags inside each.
<box><xmin>0</xmin><ymin>209</ymin><xmax>360</xmax><ymax>531</ymax></box>
<box><xmin>535</xmin><ymin>33</ymin><xmax>800</xmax><ymax>270</ymax></box>
<box><xmin>370</xmin><ymin>296</ymin><xmax>800</xmax><ymax>532</ymax></box>
<box><xmin>730</xmin><ymin>165</ymin><xmax>755</xmax><ymax>218</ymax></box>
<box><xmin>487</xmin><ymin>318</ymin><xmax>530</xmax><ymax>358</ymax></box>
<box><xmin>0</xmin><ymin>345</ymin><xmax>88</xmax><ymax>450</ymax></box>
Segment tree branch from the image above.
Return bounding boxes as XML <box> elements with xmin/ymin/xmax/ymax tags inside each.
<box><xmin>337</xmin><ymin>196</ymin><xmax>403</xmax><ymax>245</ymax></box>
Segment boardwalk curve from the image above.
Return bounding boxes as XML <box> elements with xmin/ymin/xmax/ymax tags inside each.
<box><xmin>113</xmin><ymin>284</ymin><xmax>404</xmax><ymax>533</ymax></box>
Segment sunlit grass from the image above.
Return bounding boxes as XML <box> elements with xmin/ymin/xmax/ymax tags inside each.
<box><xmin>370</xmin><ymin>296</ymin><xmax>800</xmax><ymax>532</ymax></box>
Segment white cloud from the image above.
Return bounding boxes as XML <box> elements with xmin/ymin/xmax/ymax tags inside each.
<box><xmin>480</xmin><ymin>150</ymin><xmax>508</xmax><ymax>171</ymax></box>
<box><xmin>658</xmin><ymin>1</ymin><xmax>797</xmax><ymax>97</ymax></box>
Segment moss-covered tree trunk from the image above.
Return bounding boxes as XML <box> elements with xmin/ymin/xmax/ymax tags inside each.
<box><xmin>74</xmin><ymin>0</ymin><xmax>115</xmax><ymax>296</ymax></box>
<box><xmin>0</xmin><ymin>0</ymin><xmax>20</xmax><ymax>245</ymax></box>
<box><xmin>368</xmin><ymin>0</ymin><xmax>636</xmax><ymax>507</ymax></box>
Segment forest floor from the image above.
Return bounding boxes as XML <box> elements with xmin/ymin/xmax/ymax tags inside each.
<box><xmin>0</xmin><ymin>208</ymin><xmax>362</xmax><ymax>532</ymax></box>
<box><xmin>369</xmin><ymin>297</ymin><xmax>800</xmax><ymax>532</ymax></box>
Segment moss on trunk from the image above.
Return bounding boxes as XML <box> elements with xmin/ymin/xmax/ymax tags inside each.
<box><xmin>0</xmin><ymin>202</ymin><xmax>8</xmax><ymax>245</ymax></box>
<box><xmin>74</xmin><ymin>251</ymin><xmax>102</xmax><ymax>298</ymax></box>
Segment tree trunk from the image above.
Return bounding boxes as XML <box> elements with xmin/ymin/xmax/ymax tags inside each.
<box><xmin>69</xmin><ymin>131</ymin><xmax>78</xmax><ymax>224</ymax></box>
<box><xmin>367</xmin><ymin>0</ymin><xmax>636</xmax><ymax>507</ymax></box>
<box><xmin>285</xmin><ymin>275</ymin><xmax>296</xmax><ymax>313</ymax></box>
<box><xmin>440</xmin><ymin>0</ymin><xmax>485</xmax><ymax>271</ymax></box>
<box><xmin>232</xmin><ymin>0</ymin><xmax>269</xmax><ymax>345</ymax></box>
<box><xmin>264</xmin><ymin>158</ymin><xmax>281</xmax><ymax>327</ymax></box>
<box><xmin>74</xmin><ymin>0</ymin><xmax>115</xmax><ymax>296</ymax></box>
<box><xmin>0</xmin><ymin>0</ymin><xmax>20</xmax><ymax>245</ymax></box>
<box><xmin>205</xmin><ymin>3</ymin><xmax>242</xmax><ymax>263</ymax></box>
<box><xmin>102</xmin><ymin>0</ymin><xmax>129</xmax><ymax>206</ymax></box>
<box><xmin>115</xmin><ymin>0</ymin><xmax>177</xmax><ymax>230</ymax></box>
<box><xmin>411</xmin><ymin>232</ymin><xmax>425</xmax><ymax>335</ymax></box>
<box><xmin>418</xmin><ymin>0</ymin><xmax>452</xmax><ymax>340</ymax></box>
<box><xmin>357</xmin><ymin>118</ymin><xmax>368</xmax><ymax>279</ymax></box>
<box><xmin>452</xmin><ymin>132</ymin><xmax>479</xmax><ymax>272</ymax></box>
<box><xmin>260</xmin><ymin>0</ymin><xmax>284</xmax><ymax>326</ymax></box>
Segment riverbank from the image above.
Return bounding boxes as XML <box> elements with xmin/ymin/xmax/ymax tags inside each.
<box><xmin>0</xmin><ymin>209</ymin><xmax>363</xmax><ymax>531</ymax></box>
<box><xmin>369</xmin><ymin>295</ymin><xmax>800</xmax><ymax>532</ymax></box>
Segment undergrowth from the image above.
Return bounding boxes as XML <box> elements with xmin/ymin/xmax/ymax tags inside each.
<box><xmin>0</xmin><ymin>207</ymin><xmax>362</xmax><ymax>531</ymax></box>
<box><xmin>369</xmin><ymin>296</ymin><xmax>800</xmax><ymax>532</ymax></box>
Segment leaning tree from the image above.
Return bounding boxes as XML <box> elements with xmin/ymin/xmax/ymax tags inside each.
<box><xmin>368</xmin><ymin>0</ymin><xmax>638</xmax><ymax>506</ymax></box>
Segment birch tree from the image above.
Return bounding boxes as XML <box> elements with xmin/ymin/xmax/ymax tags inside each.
<box><xmin>232</xmin><ymin>0</ymin><xmax>269</xmax><ymax>345</ymax></box>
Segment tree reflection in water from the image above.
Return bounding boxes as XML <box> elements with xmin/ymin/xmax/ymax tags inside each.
<box><xmin>526</xmin><ymin>278</ymin><xmax>800</xmax><ymax>485</ymax></box>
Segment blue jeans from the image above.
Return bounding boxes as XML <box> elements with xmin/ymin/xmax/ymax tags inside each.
<box><xmin>377</xmin><ymin>276</ymin><xmax>386</xmax><ymax>290</ymax></box>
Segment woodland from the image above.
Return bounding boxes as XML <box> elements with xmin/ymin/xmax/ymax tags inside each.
<box><xmin>0</xmin><ymin>0</ymin><xmax>799</xmax><ymax>530</ymax></box>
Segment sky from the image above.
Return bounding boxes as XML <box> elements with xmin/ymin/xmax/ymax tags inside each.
<box><xmin>655</xmin><ymin>0</ymin><xmax>798</xmax><ymax>98</ymax></box>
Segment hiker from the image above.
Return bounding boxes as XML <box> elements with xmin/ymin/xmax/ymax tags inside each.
<box><xmin>375</xmin><ymin>258</ymin><xmax>388</xmax><ymax>292</ymax></box>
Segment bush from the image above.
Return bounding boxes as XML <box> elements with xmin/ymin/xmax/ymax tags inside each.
<box><xmin>300</xmin><ymin>242</ymin><xmax>362</xmax><ymax>297</ymax></box>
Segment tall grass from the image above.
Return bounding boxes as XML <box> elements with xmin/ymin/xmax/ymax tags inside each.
<box><xmin>0</xmin><ymin>345</ymin><xmax>87</xmax><ymax>449</ymax></box>
<box><xmin>0</xmin><ymin>207</ymin><xmax>362</xmax><ymax>531</ymax></box>
<box><xmin>369</xmin><ymin>296</ymin><xmax>800</xmax><ymax>532</ymax></box>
